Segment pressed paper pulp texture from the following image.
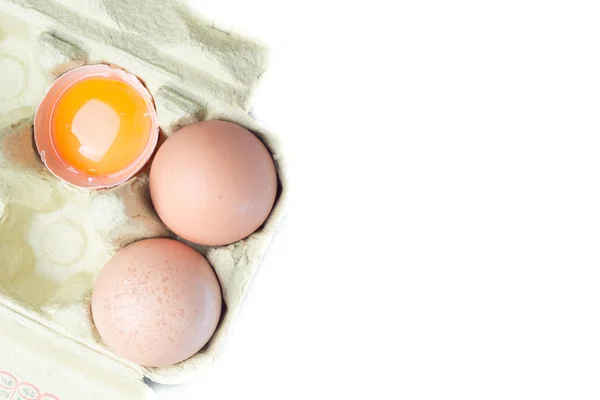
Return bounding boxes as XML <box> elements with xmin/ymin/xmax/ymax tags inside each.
<box><xmin>0</xmin><ymin>0</ymin><xmax>288</xmax><ymax>392</ymax></box>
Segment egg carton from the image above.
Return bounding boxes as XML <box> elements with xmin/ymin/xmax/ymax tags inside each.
<box><xmin>0</xmin><ymin>0</ymin><xmax>287</xmax><ymax>398</ymax></box>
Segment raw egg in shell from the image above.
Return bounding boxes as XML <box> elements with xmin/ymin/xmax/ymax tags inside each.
<box><xmin>149</xmin><ymin>120</ymin><xmax>278</xmax><ymax>246</ymax></box>
<box><xmin>35</xmin><ymin>64</ymin><xmax>159</xmax><ymax>188</ymax></box>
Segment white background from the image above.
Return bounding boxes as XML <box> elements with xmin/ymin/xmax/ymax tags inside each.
<box><xmin>154</xmin><ymin>1</ymin><xmax>600</xmax><ymax>399</ymax></box>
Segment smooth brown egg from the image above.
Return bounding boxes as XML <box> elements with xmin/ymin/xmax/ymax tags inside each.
<box><xmin>91</xmin><ymin>238</ymin><xmax>222</xmax><ymax>367</ymax></box>
<box><xmin>149</xmin><ymin>120</ymin><xmax>278</xmax><ymax>246</ymax></box>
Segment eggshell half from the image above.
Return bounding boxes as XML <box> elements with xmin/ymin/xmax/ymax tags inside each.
<box><xmin>34</xmin><ymin>64</ymin><xmax>159</xmax><ymax>189</ymax></box>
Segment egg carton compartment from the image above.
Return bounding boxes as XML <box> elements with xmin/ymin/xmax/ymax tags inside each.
<box><xmin>0</xmin><ymin>0</ymin><xmax>287</xmax><ymax>388</ymax></box>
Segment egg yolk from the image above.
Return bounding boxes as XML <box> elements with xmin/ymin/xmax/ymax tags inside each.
<box><xmin>51</xmin><ymin>77</ymin><xmax>153</xmax><ymax>177</ymax></box>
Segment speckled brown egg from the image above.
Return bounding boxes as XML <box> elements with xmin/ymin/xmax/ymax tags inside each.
<box><xmin>149</xmin><ymin>120</ymin><xmax>278</xmax><ymax>246</ymax></box>
<box><xmin>91</xmin><ymin>238</ymin><xmax>222</xmax><ymax>367</ymax></box>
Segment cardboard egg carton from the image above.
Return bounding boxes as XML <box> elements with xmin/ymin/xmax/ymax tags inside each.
<box><xmin>0</xmin><ymin>0</ymin><xmax>287</xmax><ymax>398</ymax></box>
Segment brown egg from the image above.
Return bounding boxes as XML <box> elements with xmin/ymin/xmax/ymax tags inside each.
<box><xmin>91</xmin><ymin>238</ymin><xmax>222</xmax><ymax>367</ymax></box>
<box><xmin>149</xmin><ymin>120</ymin><xmax>278</xmax><ymax>246</ymax></box>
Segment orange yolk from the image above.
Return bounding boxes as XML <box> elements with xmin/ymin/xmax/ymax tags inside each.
<box><xmin>51</xmin><ymin>77</ymin><xmax>153</xmax><ymax>177</ymax></box>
